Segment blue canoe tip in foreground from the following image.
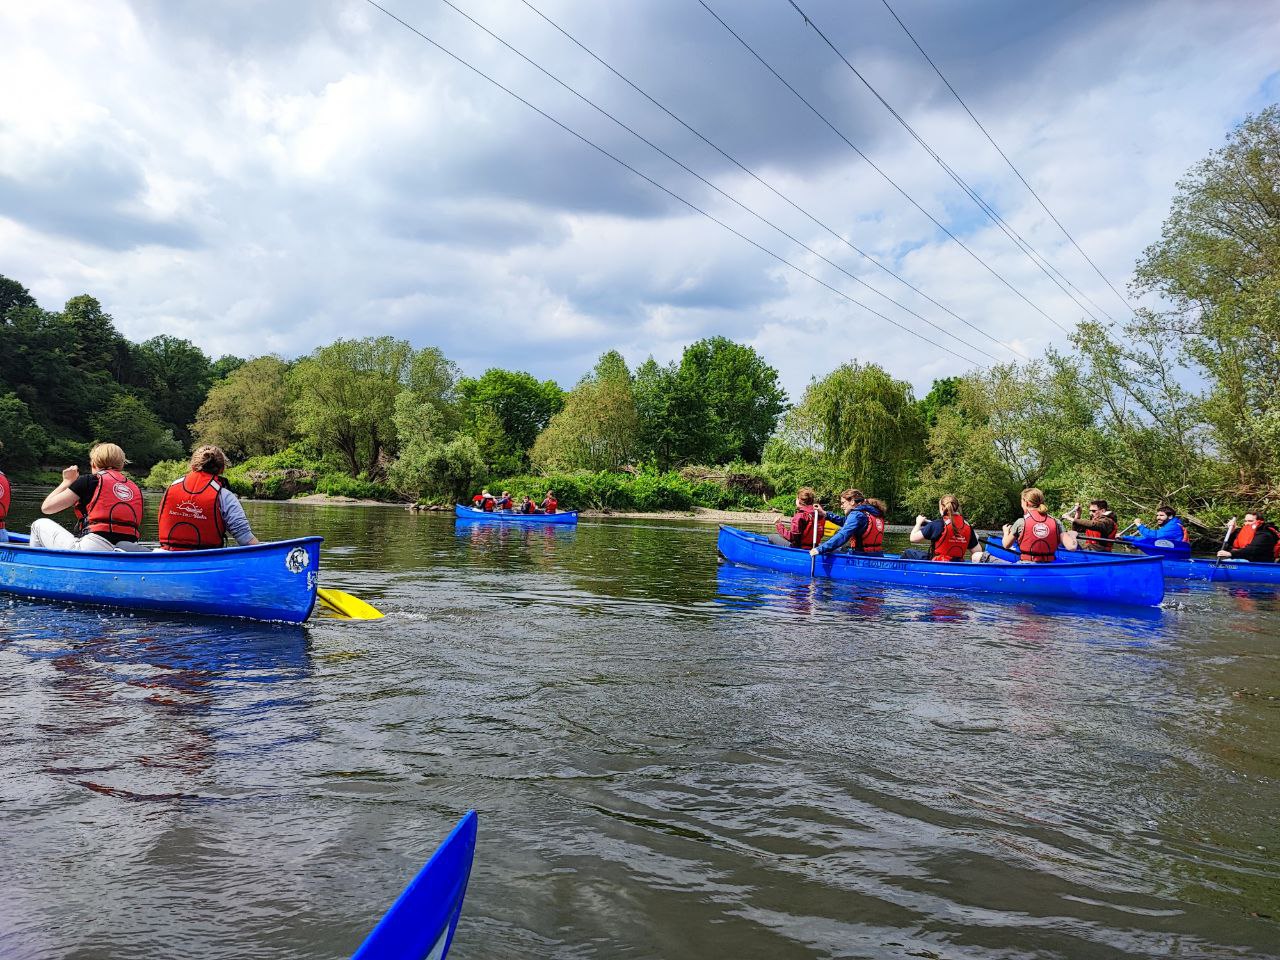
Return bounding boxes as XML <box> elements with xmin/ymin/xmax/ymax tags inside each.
<box><xmin>454</xmin><ymin>504</ymin><xmax>578</xmax><ymax>524</ymax></box>
<box><xmin>352</xmin><ymin>811</ymin><xmax>478</xmax><ymax>960</ymax></box>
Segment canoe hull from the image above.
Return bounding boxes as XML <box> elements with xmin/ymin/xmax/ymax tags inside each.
<box><xmin>0</xmin><ymin>536</ymin><xmax>322</xmax><ymax>623</ymax></box>
<box><xmin>718</xmin><ymin>526</ymin><xmax>1164</xmax><ymax>606</ymax></box>
<box><xmin>985</xmin><ymin>537</ymin><xmax>1280</xmax><ymax>585</ymax></box>
<box><xmin>352</xmin><ymin>810</ymin><xmax>478</xmax><ymax>960</ymax></box>
<box><xmin>454</xmin><ymin>504</ymin><xmax>578</xmax><ymax>524</ymax></box>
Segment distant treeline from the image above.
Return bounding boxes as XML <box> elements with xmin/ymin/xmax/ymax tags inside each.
<box><xmin>4</xmin><ymin>106</ymin><xmax>1276</xmax><ymax>531</ymax></box>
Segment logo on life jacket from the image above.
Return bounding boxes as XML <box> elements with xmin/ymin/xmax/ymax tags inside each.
<box><xmin>113</xmin><ymin>482</ymin><xmax>135</xmax><ymax>502</ymax></box>
<box><xmin>175</xmin><ymin>501</ymin><xmax>209</xmax><ymax>520</ymax></box>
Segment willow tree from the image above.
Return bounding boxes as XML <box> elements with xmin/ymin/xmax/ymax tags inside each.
<box><xmin>766</xmin><ymin>361</ymin><xmax>924</xmax><ymax>515</ymax></box>
<box><xmin>192</xmin><ymin>356</ymin><xmax>296</xmax><ymax>459</ymax></box>
<box><xmin>532</xmin><ymin>351</ymin><xmax>638</xmax><ymax>472</ymax></box>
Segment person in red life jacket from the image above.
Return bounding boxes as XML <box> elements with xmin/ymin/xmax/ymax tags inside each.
<box><xmin>811</xmin><ymin>489</ymin><xmax>886</xmax><ymax>557</ymax></box>
<box><xmin>1064</xmin><ymin>499</ymin><xmax>1119</xmax><ymax>551</ymax></box>
<box><xmin>495</xmin><ymin>490</ymin><xmax>514</xmax><ymax>511</ymax></box>
<box><xmin>471</xmin><ymin>489</ymin><xmax>496</xmax><ymax>511</ymax></box>
<box><xmin>0</xmin><ymin>451</ymin><xmax>9</xmax><ymax>544</ymax></box>
<box><xmin>520</xmin><ymin>495</ymin><xmax>537</xmax><ymax>514</ymax></box>
<box><xmin>1218</xmin><ymin>512</ymin><xmax>1280</xmax><ymax>563</ymax></box>
<box><xmin>541</xmin><ymin>490</ymin><xmax>558</xmax><ymax>514</ymax></box>
<box><xmin>1001</xmin><ymin>487</ymin><xmax>1077</xmax><ymax>561</ymax></box>
<box><xmin>29</xmin><ymin>443</ymin><xmax>145</xmax><ymax>552</ymax></box>
<box><xmin>904</xmin><ymin>494</ymin><xmax>983</xmax><ymax>562</ymax></box>
<box><xmin>158</xmin><ymin>445</ymin><xmax>259</xmax><ymax>551</ymax></box>
<box><xmin>768</xmin><ymin>486</ymin><xmax>824</xmax><ymax>548</ymax></box>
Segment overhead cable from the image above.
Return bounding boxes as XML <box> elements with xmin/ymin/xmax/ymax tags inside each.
<box><xmin>696</xmin><ymin>0</ymin><xmax>1074</xmax><ymax>335</ymax></box>
<box><xmin>784</xmin><ymin>0</ymin><xmax>1111</xmax><ymax>325</ymax></box>
<box><xmin>361</xmin><ymin>0</ymin><xmax>992</xmax><ymax>367</ymax></box>
<box><xmin>435</xmin><ymin>0</ymin><xmax>1008</xmax><ymax>362</ymax></box>
<box><xmin>878</xmin><ymin>0</ymin><xmax>1137</xmax><ymax>315</ymax></box>
<box><xmin>517</xmin><ymin>0</ymin><xmax>1026</xmax><ymax>360</ymax></box>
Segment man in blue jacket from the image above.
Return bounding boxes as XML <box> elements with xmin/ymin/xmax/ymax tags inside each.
<box><xmin>1133</xmin><ymin>504</ymin><xmax>1189</xmax><ymax>545</ymax></box>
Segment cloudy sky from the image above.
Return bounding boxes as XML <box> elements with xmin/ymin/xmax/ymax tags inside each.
<box><xmin>3</xmin><ymin>0</ymin><xmax>1278</xmax><ymax>398</ymax></box>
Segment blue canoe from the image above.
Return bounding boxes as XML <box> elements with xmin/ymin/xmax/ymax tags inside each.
<box><xmin>352</xmin><ymin>810</ymin><xmax>478</xmax><ymax>960</ymax></box>
<box><xmin>0</xmin><ymin>533</ymin><xmax>321</xmax><ymax>622</ymax></box>
<box><xmin>985</xmin><ymin>537</ymin><xmax>1280</xmax><ymax>585</ymax></box>
<box><xmin>454</xmin><ymin>504</ymin><xmax>578</xmax><ymax>524</ymax></box>
<box><xmin>718</xmin><ymin>525</ymin><xmax>1164</xmax><ymax>606</ymax></box>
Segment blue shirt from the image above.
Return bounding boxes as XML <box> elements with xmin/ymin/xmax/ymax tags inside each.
<box><xmin>818</xmin><ymin>505</ymin><xmax>879</xmax><ymax>554</ymax></box>
<box><xmin>1135</xmin><ymin>518</ymin><xmax>1186</xmax><ymax>543</ymax></box>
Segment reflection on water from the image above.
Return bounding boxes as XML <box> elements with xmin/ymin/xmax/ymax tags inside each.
<box><xmin>1</xmin><ymin>491</ymin><xmax>1278</xmax><ymax>959</ymax></box>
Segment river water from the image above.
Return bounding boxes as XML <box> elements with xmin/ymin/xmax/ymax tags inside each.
<box><xmin>1</xmin><ymin>488</ymin><xmax>1277</xmax><ymax>959</ymax></box>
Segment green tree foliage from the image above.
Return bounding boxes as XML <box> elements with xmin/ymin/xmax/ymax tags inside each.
<box><xmin>532</xmin><ymin>352</ymin><xmax>639</xmax><ymax>471</ymax></box>
<box><xmin>130</xmin><ymin>334</ymin><xmax>213</xmax><ymax>443</ymax></box>
<box><xmin>767</xmin><ymin>362</ymin><xmax>923</xmax><ymax>515</ymax></box>
<box><xmin>89</xmin><ymin>393</ymin><xmax>183</xmax><ymax>468</ymax></box>
<box><xmin>289</xmin><ymin>337</ymin><xmax>414</xmax><ymax>477</ymax></box>
<box><xmin>459</xmin><ymin>369</ymin><xmax>564</xmax><ymax>451</ymax></box>
<box><xmin>1133</xmin><ymin>104</ymin><xmax>1280</xmax><ymax>494</ymax></box>
<box><xmin>0</xmin><ymin>392</ymin><xmax>48</xmax><ymax>469</ymax></box>
<box><xmin>193</xmin><ymin>356</ymin><xmax>296</xmax><ymax>459</ymax></box>
<box><xmin>210</xmin><ymin>355</ymin><xmax>246</xmax><ymax>380</ymax></box>
<box><xmin>917</xmin><ymin>377</ymin><xmax>962</xmax><ymax>427</ymax></box>
<box><xmin>0</xmin><ymin>276</ymin><xmax>37</xmax><ymax>318</ymax></box>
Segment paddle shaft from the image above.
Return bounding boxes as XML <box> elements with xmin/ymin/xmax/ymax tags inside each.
<box><xmin>1215</xmin><ymin>520</ymin><xmax>1236</xmax><ymax>567</ymax></box>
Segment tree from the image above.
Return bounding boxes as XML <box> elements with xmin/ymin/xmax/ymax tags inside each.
<box><xmin>131</xmin><ymin>334</ymin><xmax>213</xmax><ymax>443</ymax></box>
<box><xmin>532</xmin><ymin>356</ymin><xmax>639</xmax><ymax>472</ymax></box>
<box><xmin>289</xmin><ymin>337</ymin><xmax>414</xmax><ymax>477</ymax></box>
<box><xmin>0</xmin><ymin>392</ymin><xmax>48</xmax><ymax>469</ymax></box>
<box><xmin>676</xmin><ymin>337</ymin><xmax>787</xmax><ymax>464</ymax></box>
<box><xmin>768</xmin><ymin>362</ymin><xmax>924</xmax><ymax>514</ymax></box>
<box><xmin>459</xmin><ymin>369</ymin><xmax>564</xmax><ymax>453</ymax></box>
<box><xmin>1133</xmin><ymin>104</ymin><xmax>1280</xmax><ymax>494</ymax></box>
<box><xmin>210</xmin><ymin>355</ymin><xmax>246</xmax><ymax>381</ymax></box>
<box><xmin>918</xmin><ymin>377</ymin><xmax>962</xmax><ymax>427</ymax></box>
<box><xmin>0</xmin><ymin>274</ymin><xmax>37</xmax><ymax>320</ymax></box>
<box><xmin>192</xmin><ymin>356</ymin><xmax>296</xmax><ymax>459</ymax></box>
<box><xmin>89</xmin><ymin>393</ymin><xmax>183</xmax><ymax>468</ymax></box>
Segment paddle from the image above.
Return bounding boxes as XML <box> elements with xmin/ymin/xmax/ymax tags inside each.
<box><xmin>809</xmin><ymin>504</ymin><xmax>820</xmax><ymax>577</ymax></box>
<box><xmin>1215</xmin><ymin>518</ymin><xmax>1236</xmax><ymax>567</ymax></box>
<box><xmin>317</xmin><ymin>588</ymin><xmax>384</xmax><ymax>620</ymax></box>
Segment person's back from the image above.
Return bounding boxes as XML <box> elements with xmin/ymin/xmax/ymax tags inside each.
<box><xmin>29</xmin><ymin>443</ymin><xmax>143</xmax><ymax>552</ymax></box>
<box><xmin>1002</xmin><ymin>487</ymin><xmax>1074</xmax><ymax>562</ymax></box>
<box><xmin>158</xmin><ymin>445</ymin><xmax>258</xmax><ymax>551</ymax></box>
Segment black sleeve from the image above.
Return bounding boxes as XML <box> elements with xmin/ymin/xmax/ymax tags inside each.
<box><xmin>1234</xmin><ymin>528</ymin><xmax>1279</xmax><ymax>563</ymax></box>
<box><xmin>69</xmin><ymin>474</ymin><xmax>97</xmax><ymax>507</ymax></box>
<box><xmin>967</xmin><ymin>528</ymin><xmax>979</xmax><ymax>549</ymax></box>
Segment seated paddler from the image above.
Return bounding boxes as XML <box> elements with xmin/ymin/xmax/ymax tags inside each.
<box><xmin>769</xmin><ymin>486</ymin><xmax>824</xmax><ymax>549</ymax></box>
<box><xmin>1132</xmin><ymin>504</ymin><xmax>1190</xmax><ymax>549</ymax></box>
<box><xmin>158</xmin><ymin>445</ymin><xmax>259</xmax><ymax>550</ymax></box>
<box><xmin>1218</xmin><ymin>512</ymin><xmax>1280</xmax><ymax>563</ymax></box>
<box><xmin>29</xmin><ymin>442</ymin><xmax>144</xmax><ymax>552</ymax></box>
<box><xmin>1001</xmin><ymin>487</ymin><xmax>1077</xmax><ymax>561</ymax></box>
<box><xmin>810</xmin><ymin>489</ymin><xmax>885</xmax><ymax>557</ymax></box>
<box><xmin>1065</xmin><ymin>499</ymin><xmax>1119</xmax><ymax>551</ymax></box>
<box><xmin>905</xmin><ymin>494</ymin><xmax>983</xmax><ymax>562</ymax></box>
<box><xmin>0</xmin><ymin>445</ymin><xmax>9</xmax><ymax>543</ymax></box>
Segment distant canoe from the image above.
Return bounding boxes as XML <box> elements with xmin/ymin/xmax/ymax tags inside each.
<box><xmin>0</xmin><ymin>534</ymin><xmax>320</xmax><ymax>623</ymax></box>
<box><xmin>718</xmin><ymin>525</ymin><xmax>1164</xmax><ymax>606</ymax></box>
<box><xmin>985</xmin><ymin>537</ymin><xmax>1280</xmax><ymax>585</ymax></box>
<box><xmin>454</xmin><ymin>504</ymin><xmax>578</xmax><ymax>524</ymax></box>
<box><xmin>351</xmin><ymin>811</ymin><xmax>478</xmax><ymax>960</ymax></box>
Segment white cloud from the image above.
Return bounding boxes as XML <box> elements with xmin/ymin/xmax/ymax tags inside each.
<box><xmin>1</xmin><ymin>0</ymin><xmax>1277</xmax><ymax>398</ymax></box>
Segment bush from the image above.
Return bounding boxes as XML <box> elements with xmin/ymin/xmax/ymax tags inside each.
<box><xmin>144</xmin><ymin>459</ymin><xmax>186</xmax><ymax>489</ymax></box>
<box><xmin>43</xmin><ymin>436</ymin><xmax>89</xmax><ymax>468</ymax></box>
<box><xmin>315</xmin><ymin>473</ymin><xmax>399</xmax><ymax>501</ymax></box>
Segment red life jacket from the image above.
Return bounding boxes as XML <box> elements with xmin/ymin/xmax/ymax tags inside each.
<box><xmin>1233</xmin><ymin>520</ymin><xmax>1280</xmax><ymax>561</ymax></box>
<box><xmin>542</xmin><ymin>497</ymin><xmax>557</xmax><ymax>514</ymax></box>
<box><xmin>789</xmin><ymin>505</ymin><xmax>822</xmax><ymax>548</ymax></box>
<box><xmin>1018</xmin><ymin>509</ymin><xmax>1059</xmax><ymax>562</ymax></box>
<box><xmin>0</xmin><ymin>469</ymin><xmax>9</xmax><ymax>529</ymax></box>
<box><xmin>1081</xmin><ymin>512</ymin><xmax>1117</xmax><ymax>551</ymax></box>
<box><xmin>75</xmin><ymin>469</ymin><xmax>143</xmax><ymax>539</ymax></box>
<box><xmin>851</xmin><ymin>505</ymin><xmax>884</xmax><ymax>554</ymax></box>
<box><xmin>932</xmin><ymin>513</ymin><xmax>972</xmax><ymax>561</ymax></box>
<box><xmin>158</xmin><ymin>471</ymin><xmax>227</xmax><ymax>551</ymax></box>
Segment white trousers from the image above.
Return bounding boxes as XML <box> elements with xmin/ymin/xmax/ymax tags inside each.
<box><xmin>29</xmin><ymin>518</ymin><xmax>120</xmax><ymax>552</ymax></box>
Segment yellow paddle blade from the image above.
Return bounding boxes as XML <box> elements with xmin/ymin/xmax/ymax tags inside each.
<box><xmin>822</xmin><ymin>519</ymin><xmax>839</xmax><ymax>542</ymax></box>
<box><xmin>317</xmin><ymin>588</ymin><xmax>384</xmax><ymax>620</ymax></box>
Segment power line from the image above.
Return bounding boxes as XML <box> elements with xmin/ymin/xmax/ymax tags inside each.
<box><xmin>360</xmin><ymin>0</ymin><xmax>992</xmax><ymax>367</ymax></box>
<box><xmin>517</xmin><ymin>0</ymin><xmax>1027</xmax><ymax>360</ymax></box>
<box><xmin>878</xmin><ymin>0</ymin><xmax>1137</xmax><ymax>315</ymax></box>
<box><xmin>435</xmin><ymin>0</ymin><xmax>1009</xmax><ymax>362</ymax></box>
<box><xmin>696</xmin><ymin>0</ymin><xmax>1074</xmax><ymax>335</ymax></box>
<box><xmin>784</xmin><ymin>0</ymin><xmax>1112</xmax><ymax>325</ymax></box>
